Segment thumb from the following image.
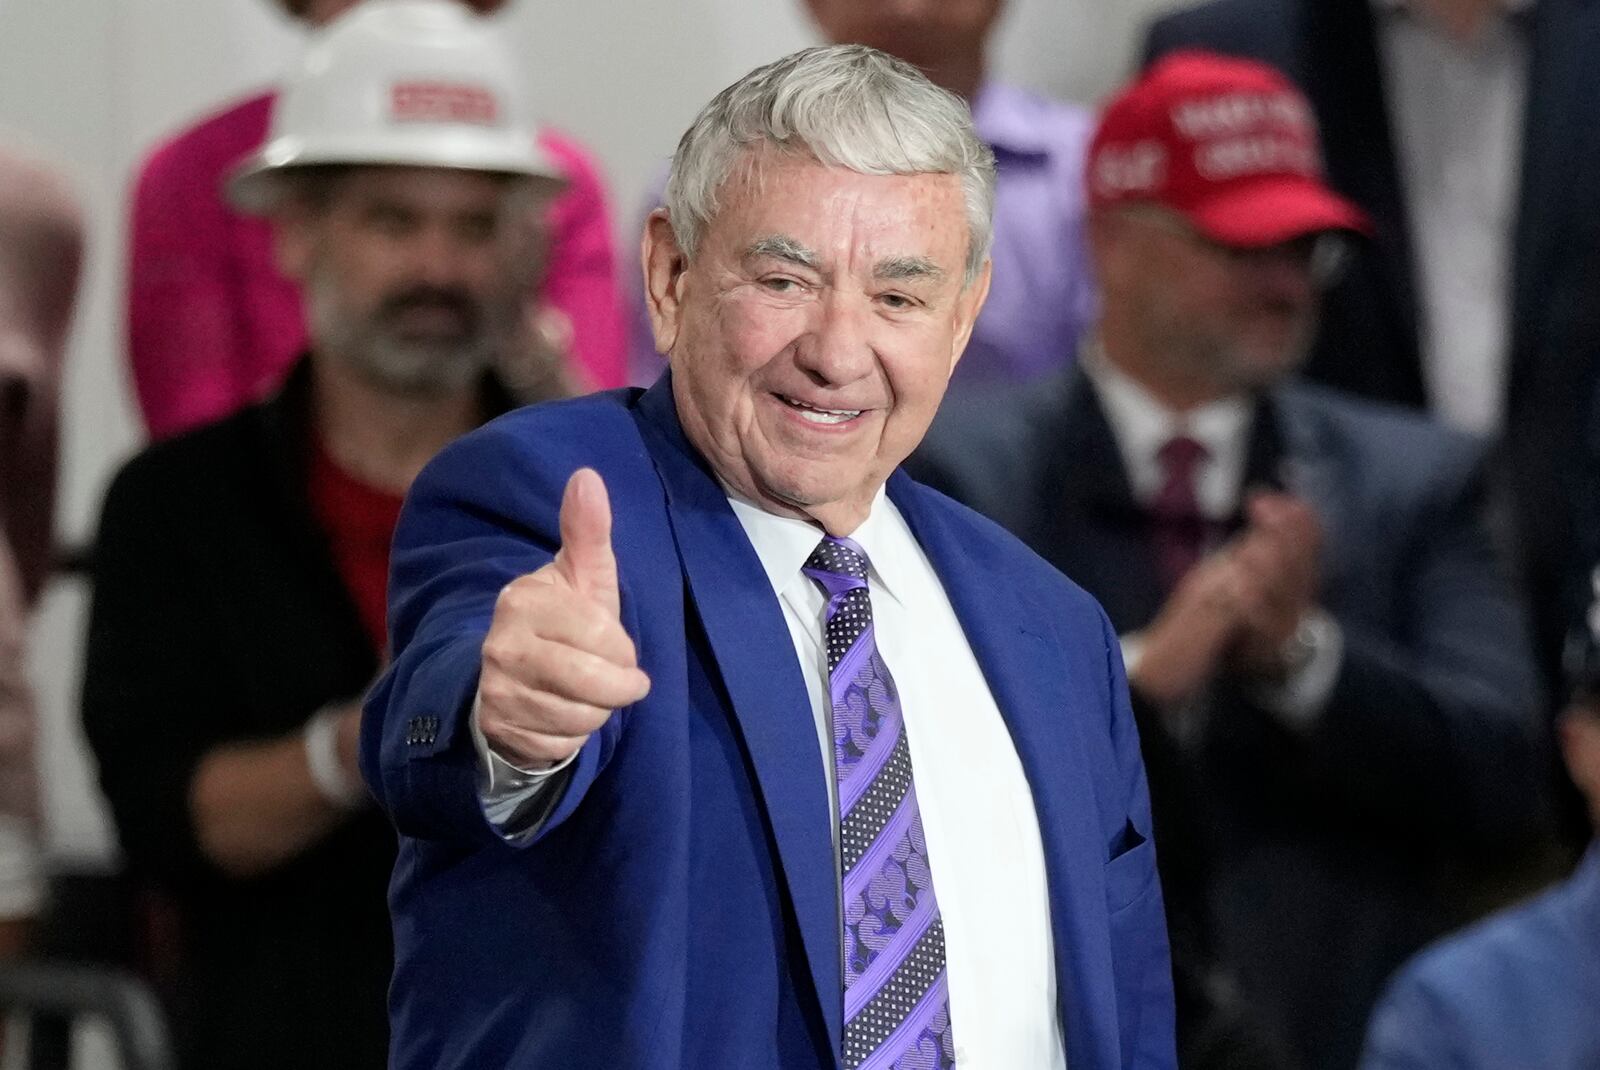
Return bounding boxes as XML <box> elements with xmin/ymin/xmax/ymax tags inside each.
<box><xmin>554</xmin><ymin>468</ymin><xmax>620</xmax><ymax>614</ymax></box>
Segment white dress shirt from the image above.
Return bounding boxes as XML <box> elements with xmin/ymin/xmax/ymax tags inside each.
<box><xmin>724</xmin><ymin>489</ymin><xmax>1067</xmax><ymax>1070</ymax></box>
<box><xmin>1373</xmin><ymin>0</ymin><xmax>1533</xmax><ymax>436</ymax></box>
<box><xmin>475</xmin><ymin>488</ymin><xmax>1068</xmax><ymax>1068</ymax></box>
<box><xmin>1082</xmin><ymin>351</ymin><xmax>1344</xmax><ymax>726</ymax></box>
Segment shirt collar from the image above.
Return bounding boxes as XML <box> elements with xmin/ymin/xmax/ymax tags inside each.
<box><xmin>724</xmin><ymin>484</ymin><xmax>909</xmax><ymax>607</ymax></box>
<box><xmin>1080</xmin><ymin>343</ymin><xmax>1253</xmax><ymax>487</ymax></box>
<box><xmin>970</xmin><ymin>81</ymin><xmax>1053</xmax><ymax>159</ymax></box>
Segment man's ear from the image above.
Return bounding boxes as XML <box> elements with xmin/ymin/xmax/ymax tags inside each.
<box><xmin>948</xmin><ymin>257</ymin><xmax>993</xmax><ymax>374</ymax></box>
<box><xmin>641</xmin><ymin>209</ymin><xmax>689</xmax><ymax>360</ymax></box>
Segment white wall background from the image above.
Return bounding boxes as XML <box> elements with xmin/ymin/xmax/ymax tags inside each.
<box><xmin>0</xmin><ymin>0</ymin><xmax>1188</xmax><ymax>1009</ymax></box>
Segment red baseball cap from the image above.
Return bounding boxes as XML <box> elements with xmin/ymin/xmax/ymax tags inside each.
<box><xmin>1087</xmin><ymin>50</ymin><xmax>1372</xmax><ymax>247</ymax></box>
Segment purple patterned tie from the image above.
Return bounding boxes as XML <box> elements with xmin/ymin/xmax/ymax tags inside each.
<box><xmin>803</xmin><ymin>536</ymin><xmax>955</xmax><ymax>1070</ymax></box>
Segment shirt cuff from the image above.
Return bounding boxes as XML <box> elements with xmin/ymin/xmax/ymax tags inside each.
<box><xmin>1250</xmin><ymin>609</ymin><xmax>1344</xmax><ymax>729</ymax></box>
<box><xmin>469</xmin><ymin>693</ymin><xmax>579</xmax><ymax>835</ymax></box>
<box><xmin>1119</xmin><ymin>632</ymin><xmax>1146</xmax><ymax>680</ymax></box>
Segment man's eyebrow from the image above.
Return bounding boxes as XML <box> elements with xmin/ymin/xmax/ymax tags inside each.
<box><xmin>744</xmin><ymin>234</ymin><xmax>821</xmax><ymax>271</ymax></box>
<box><xmin>874</xmin><ymin>256</ymin><xmax>945</xmax><ymax>283</ymax></box>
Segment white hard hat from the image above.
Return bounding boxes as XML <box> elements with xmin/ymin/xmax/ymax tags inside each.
<box><xmin>227</xmin><ymin>0</ymin><xmax>562</xmax><ymax>213</ymax></box>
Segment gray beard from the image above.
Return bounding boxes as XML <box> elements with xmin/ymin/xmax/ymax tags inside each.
<box><xmin>337</xmin><ymin>333</ymin><xmax>495</xmax><ymax>398</ymax></box>
<box><xmin>307</xmin><ymin>286</ymin><xmax>502</xmax><ymax>399</ymax></box>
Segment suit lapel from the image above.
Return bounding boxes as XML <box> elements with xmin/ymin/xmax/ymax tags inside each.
<box><xmin>1035</xmin><ymin>370</ymin><xmax>1166</xmax><ymax>631</ymax></box>
<box><xmin>889</xmin><ymin>469</ymin><xmax>1124</xmax><ymax>1067</ymax></box>
<box><xmin>633</xmin><ymin>378</ymin><xmax>844</xmax><ymax>1055</ymax></box>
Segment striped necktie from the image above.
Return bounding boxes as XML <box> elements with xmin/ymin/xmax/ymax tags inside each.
<box><xmin>803</xmin><ymin>535</ymin><xmax>955</xmax><ymax>1070</ymax></box>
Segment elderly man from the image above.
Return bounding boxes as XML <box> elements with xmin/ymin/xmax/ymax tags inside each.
<box><xmin>127</xmin><ymin>0</ymin><xmax>623</xmax><ymax>440</ymax></box>
<box><xmin>630</xmin><ymin>0</ymin><xmax>1096</xmax><ymax>391</ymax></box>
<box><xmin>81</xmin><ymin>5</ymin><xmax>570</xmax><ymax>1068</ymax></box>
<box><xmin>1360</xmin><ymin>571</ymin><xmax>1600</xmax><ymax>1068</ymax></box>
<box><xmin>909</xmin><ymin>52</ymin><xmax>1546</xmax><ymax>1070</ymax></box>
<box><xmin>363</xmin><ymin>44</ymin><xmax>1175</xmax><ymax>1070</ymax></box>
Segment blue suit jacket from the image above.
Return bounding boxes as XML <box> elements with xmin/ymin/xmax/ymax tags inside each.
<box><xmin>360</xmin><ymin>377</ymin><xmax>1177</xmax><ymax>1069</ymax></box>
<box><xmin>1358</xmin><ymin>844</ymin><xmax>1600</xmax><ymax>1070</ymax></box>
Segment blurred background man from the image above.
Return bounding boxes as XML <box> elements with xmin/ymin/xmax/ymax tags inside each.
<box><xmin>82</xmin><ymin>5</ymin><xmax>573</xmax><ymax>1067</ymax></box>
<box><xmin>628</xmin><ymin>0</ymin><xmax>1099</xmax><ymax>391</ymax></box>
<box><xmin>127</xmin><ymin>0</ymin><xmax>623</xmax><ymax>442</ymax></box>
<box><xmin>1142</xmin><ymin>0</ymin><xmax>1600</xmax><ymax>794</ymax></box>
<box><xmin>910</xmin><ymin>52</ymin><xmax>1547</xmax><ymax>1070</ymax></box>
<box><xmin>1360</xmin><ymin>573</ymin><xmax>1600</xmax><ymax>1068</ymax></box>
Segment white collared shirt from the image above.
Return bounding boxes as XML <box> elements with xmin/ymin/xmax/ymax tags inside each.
<box><xmin>1372</xmin><ymin>0</ymin><xmax>1533</xmax><ymax>436</ymax></box>
<box><xmin>725</xmin><ymin>488</ymin><xmax>1067</xmax><ymax>1070</ymax></box>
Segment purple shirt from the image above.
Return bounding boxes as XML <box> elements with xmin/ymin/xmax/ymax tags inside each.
<box><xmin>628</xmin><ymin>82</ymin><xmax>1097</xmax><ymax>390</ymax></box>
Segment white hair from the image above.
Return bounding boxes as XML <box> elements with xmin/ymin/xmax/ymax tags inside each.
<box><xmin>664</xmin><ymin>44</ymin><xmax>996</xmax><ymax>285</ymax></box>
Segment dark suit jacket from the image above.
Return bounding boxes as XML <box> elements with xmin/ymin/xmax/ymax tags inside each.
<box><xmin>1143</xmin><ymin>0</ymin><xmax>1600</xmax><ymax>689</ymax></box>
<box><xmin>360</xmin><ymin>376</ymin><xmax>1178</xmax><ymax>1069</ymax></box>
<box><xmin>82</xmin><ymin>363</ymin><xmax>396</xmax><ymax>1070</ymax></box>
<box><xmin>908</xmin><ymin>369</ymin><xmax>1546</xmax><ymax>1070</ymax></box>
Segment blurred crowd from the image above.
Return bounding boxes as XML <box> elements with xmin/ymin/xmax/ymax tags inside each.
<box><xmin>1</xmin><ymin>0</ymin><xmax>1597</xmax><ymax>1067</ymax></box>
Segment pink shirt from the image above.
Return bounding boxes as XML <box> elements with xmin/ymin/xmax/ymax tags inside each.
<box><xmin>127</xmin><ymin>91</ymin><xmax>625</xmax><ymax>440</ymax></box>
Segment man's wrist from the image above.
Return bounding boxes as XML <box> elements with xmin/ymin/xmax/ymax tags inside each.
<box><xmin>303</xmin><ymin>706</ymin><xmax>369</xmax><ymax>811</ymax></box>
<box><xmin>1247</xmin><ymin>609</ymin><xmax>1343</xmax><ymax>727</ymax></box>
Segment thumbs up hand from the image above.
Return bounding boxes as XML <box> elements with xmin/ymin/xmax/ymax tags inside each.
<box><xmin>476</xmin><ymin>469</ymin><xmax>651</xmax><ymax>769</ymax></box>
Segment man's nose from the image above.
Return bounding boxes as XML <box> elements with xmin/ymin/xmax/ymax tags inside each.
<box><xmin>795</xmin><ymin>291</ymin><xmax>876</xmax><ymax>385</ymax></box>
<box><xmin>409</xmin><ymin>227</ymin><xmax>478</xmax><ymax>288</ymax></box>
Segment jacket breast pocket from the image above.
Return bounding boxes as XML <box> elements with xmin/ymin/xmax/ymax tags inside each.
<box><xmin>1104</xmin><ymin>824</ymin><xmax>1157</xmax><ymax>917</ymax></box>
<box><xmin>1103</xmin><ymin>827</ymin><xmax>1173</xmax><ymax>1067</ymax></box>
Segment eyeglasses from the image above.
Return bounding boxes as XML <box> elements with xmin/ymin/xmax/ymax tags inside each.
<box><xmin>1120</xmin><ymin>206</ymin><xmax>1354</xmax><ymax>289</ymax></box>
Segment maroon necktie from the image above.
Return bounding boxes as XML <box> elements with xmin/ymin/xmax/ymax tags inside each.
<box><xmin>1151</xmin><ymin>435</ymin><xmax>1210</xmax><ymax>593</ymax></box>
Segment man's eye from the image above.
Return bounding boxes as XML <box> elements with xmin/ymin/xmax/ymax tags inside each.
<box><xmin>762</xmin><ymin>277</ymin><xmax>801</xmax><ymax>293</ymax></box>
<box><xmin>879</xmin><ymin>292</ymin><xmax>917</xmax><ymax>310</ymax></box>
<box><xmin>366</xmin><ymin>207</ymin><xmax>414</xmax><ymax>235</ymax></box>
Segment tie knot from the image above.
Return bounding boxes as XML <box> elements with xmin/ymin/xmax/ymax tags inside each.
<box><xmin>804</xmin><ymin>535</ymin><xmax>870</xmax><ymax>583</ymax></box>
<box><xmin>1157</xmin><ymin>434</ymin><xmax>1208</xmax><ymax>482</ymax></box>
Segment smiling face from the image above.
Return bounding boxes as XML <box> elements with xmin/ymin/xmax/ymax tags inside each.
<box><xmin>643</xmin><ymin>151</ymin><xmax>989</xmax><ymax>535</ymax></box>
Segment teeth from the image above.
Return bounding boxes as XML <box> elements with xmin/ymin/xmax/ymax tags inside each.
<box><xmin>799</xmin><ymin>409</ymin><xmax>854</xmax><ymax>425</ymax></box>
<box><xmin>781</xmin><ymin>395</ymin><xmax>861</xmax><ymax>422</ymax></box>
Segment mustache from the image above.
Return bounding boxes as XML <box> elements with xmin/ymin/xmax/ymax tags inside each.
<box><xmin>376</xmin><ymin>287</ymin><xmax>482</xmax><ymax>329</ymax></box>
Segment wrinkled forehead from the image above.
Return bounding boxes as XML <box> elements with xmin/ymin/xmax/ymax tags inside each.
<box><xmin>706</xmin><ymin>151</ymin><xmax>970</xmax><ymax>273</ymax></box>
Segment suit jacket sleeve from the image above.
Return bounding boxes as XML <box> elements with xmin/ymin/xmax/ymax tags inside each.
<box><xmin>359</xmin><ymin>421</ymin><xmax>633</xmax><ymax>848</ymax></box>
<box><xmin>1357</xmin><ymin>961</ymin><xmax>1466</xmax><ymax>1070</ymax></box>
<box><xmin>82</xmin><ymin>459</ymin><xmax>229</xmax><ymax>889</ymax></box>
<box><xmin>1230</xmin><ymin>446</ymin><xmax>1545</xmax><ymax>853</ymax></box>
